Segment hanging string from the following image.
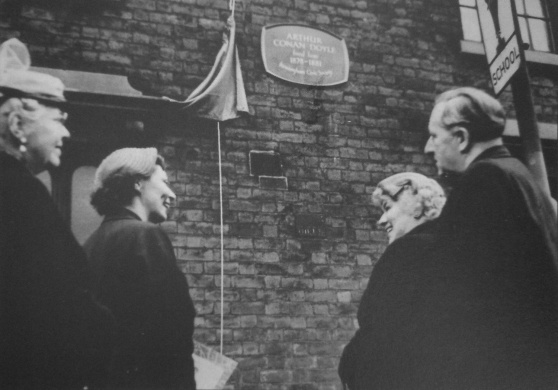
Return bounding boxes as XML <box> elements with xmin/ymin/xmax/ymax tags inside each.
<box><xmin>219</xmin><ymin>0</ymin><xmax>235</xmax><ymax>356</ymax></box>
<box><xmin>217</xmin><ymin>121</ymin><xmax>225</xmax><ymax>355</ymax></box>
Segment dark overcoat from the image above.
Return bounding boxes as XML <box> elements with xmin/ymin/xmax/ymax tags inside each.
<box><xmin>84</xmin><ymin>209</ymin><xmax>196</xmax><ymax>390</ymax></box>
<box><xmin>339</xmin><ymin>146</ymin><xmax>558</xmax><ymax>390</ymax></box>
<box><xmin>0</xmin><ymin>152</ymin><xmax>115</xmax><ymax>389</ymax></box>
<box><xmin>338</xmin><ymin>221</ymin><xmax>440</xmax><ymax>390</ymax></box>
<box><xmin>421</xmin><ymin>145</ymin><xmax>558</xmax><ymax>389</ymax></box>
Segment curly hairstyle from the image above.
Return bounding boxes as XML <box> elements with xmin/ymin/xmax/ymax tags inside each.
<box><xmin>372</xmin><ymin>172</ymin><xmax>446</xmax><ymax>221</ymax></box>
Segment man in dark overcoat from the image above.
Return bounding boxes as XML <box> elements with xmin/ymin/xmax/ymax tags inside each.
<box><xmin>422</xmin><ymin>87</ymin><xmax>558</xmax><ymax>389</ymax></box>
<box><xmin>84</xmin><ymin>148</ymin><xmax>197</xmax><ymax>390</ymax></box>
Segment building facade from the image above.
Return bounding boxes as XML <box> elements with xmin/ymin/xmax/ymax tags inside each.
<box><xmin>1</xmin><ymin>0</ymin><xmax>556</xmax><ymax>389</ymax></box>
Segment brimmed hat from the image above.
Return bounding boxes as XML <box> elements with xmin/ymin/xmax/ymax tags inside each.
<box><xmin>94</xmin><ymin>148</ymin><xmax>160</xmax><ymax>190</ymax></box>
<box><xmin>0</xmin><ymin>38</ymin><xmax>66</xmax><ymax>106</ymax></box>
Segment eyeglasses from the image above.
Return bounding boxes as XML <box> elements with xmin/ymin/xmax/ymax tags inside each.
<box><xmin>389</xmin><ymin>181</ymin><xmax>411</xmax><ymax>201</ymax></box>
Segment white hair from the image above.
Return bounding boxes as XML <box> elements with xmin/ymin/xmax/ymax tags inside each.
<box><xmin>372</xmin><ymin>172</ymin><xmax>446</xmax><ymax>220</ymax></box>
<box><xmin>0</xmin><ymin>97</ymin><xmax>48</xmax><ymax>147</ymax></box>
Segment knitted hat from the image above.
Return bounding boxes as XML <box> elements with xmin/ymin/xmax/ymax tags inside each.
<box><xmin>0</xmin><ymin>38</ymin><xmax>66</xmax><ymax>105</ymax></box>
<box><xmin>94</xmin><ymin>148</ymin><xmax>160</xmax><ymax>190</ymax></box>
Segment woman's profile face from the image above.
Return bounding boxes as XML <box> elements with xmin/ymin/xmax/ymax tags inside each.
<box><xmin>377</xmin><ymin>188</ymin><xmax>423</xmax><ymax>244</ymax></box>
<box><xmin>137</xmin><ymin>165</ymin><xmax>176</xmax><ymax>224</ymax></box>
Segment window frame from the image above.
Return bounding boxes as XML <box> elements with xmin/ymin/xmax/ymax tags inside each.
<box><xmin>514</xmin><ymin>0</ymin><xmax>555</xmax><ymax>52</ymax></box>
<box><xmin>459</xmin><ymin>0</ymin><xmax>558</xmax><ymax>66</ymax></box>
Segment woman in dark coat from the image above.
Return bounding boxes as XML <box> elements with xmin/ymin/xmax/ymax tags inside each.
<box><xmin>338</xmin><ymin>172</ymin><xmax>446</xmax><ymax>390</ymax></box>
<box><xmin>84</xmin><ymin>147</ymin><xmax>197</xmax><ymax>390</ymax></box>
<box><xmin>0</xmin><ymin>38</ymin><xmax>114</xmax><ymax>389</ymax></box>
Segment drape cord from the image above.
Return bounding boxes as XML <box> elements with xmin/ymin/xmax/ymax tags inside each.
<box><xmin>219</xmin><ymin>0</ymin><xmax>234</xmax><ymax>358</ymax></box>
<box><xmin>218</xmin><ymin>121</ymin><xmax>225</xmax><ymax>355</ymax></box>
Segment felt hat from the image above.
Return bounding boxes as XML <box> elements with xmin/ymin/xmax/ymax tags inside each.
<box><xmin>0</xmin><ymin>38</ymin><xmax>66</xmax><ymax>105</ymax></box>
<box><xmin>94</xmin><ymin>148</ymin><xmax>160</xmax><ymax>190</ymax></box>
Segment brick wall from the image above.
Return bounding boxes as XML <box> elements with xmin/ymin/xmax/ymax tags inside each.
<box><xmin>1</xmin><ymin>0</ymin><xmax>556</xmax><ymax>388</ymax></box>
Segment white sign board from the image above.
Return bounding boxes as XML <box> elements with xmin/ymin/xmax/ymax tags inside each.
<box><xmin>477</xmin><ymin>0</ymin><xmax>522</xmax><ymax>95</ymax></box>
<box><xmin>193</xmin><ymin>341</ymin><xmax>238</xmax><ymax>390</ymax></box>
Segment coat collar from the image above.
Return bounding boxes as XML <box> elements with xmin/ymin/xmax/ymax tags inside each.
<box><xmin>471</xmin><ymin>145</ymin><xmax>511</xmax><ymax>165</ymax></box>
<box><xmin>438</xmin><ymin>146</ymin><xmax>512</xmax><ymax>190</ymax></box>
<box><xmin>406</xmin><ymin>219</ymin><xmax>437</xmax><ymax>237</ymax></box>
<box><xmin>0</xmin><ymin>151</ymin><xmax>32</xmax><ymax>175</ymax></box>
<box><xmin>103</xmin><ymin>207</ymin><xmax>143</xmax><ymax>223</ymax></box>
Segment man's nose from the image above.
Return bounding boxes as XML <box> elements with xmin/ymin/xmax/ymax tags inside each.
<box><xmin>424</xmin><ymin>138</ymin><xmax>433</xmax><ymax>154</ymax></box>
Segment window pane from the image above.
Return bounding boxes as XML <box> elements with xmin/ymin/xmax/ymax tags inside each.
<box><xmin>529</xmin><ymin>19</ymin><xmax>551</xmax><ymax>51</ymax></box>
<box><xmin>36</xmin><ymin>171</ymin><xmax>52</xmax><ymax>194</ymax></box>
<box><xmin>71</xmin><ymin>166</ymin><xmax>102</xmax><ymax>245</ymax></box>
<box><xmin>514</xmin><ymin>0</ymin><xmax>525</xmax><ymax>15</ymax></box>
<box><xmin>461</xmin><ymin>7</ymin><xmax>482</xmax><ymax>41</ymax></box>
<box><xmin>518</xmin><ymin>17</ymin><xmax>531</xmax><ymax>46</ymax></box>
<box><xmin>460</xmin><ymin>0</ymin><xmax>553</xmax><ymax>54</ymax></box>
<box><xmin>525</xmin><ymin>0</ymin><xmax>544</xmax><ymax>17</ymax></box>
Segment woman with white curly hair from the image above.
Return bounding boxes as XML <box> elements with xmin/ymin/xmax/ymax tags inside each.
<box><xmin>339</xmin><ymin>172</ymin><xmax>446</xmax><ymax>390</ymax></box>
<box><xmin>372</xmin><ymin>172</ymin><xmax>446</xmax><ymax>244</ymax></box>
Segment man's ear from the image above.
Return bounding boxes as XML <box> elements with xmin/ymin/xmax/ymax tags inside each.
<box><xmin>7</xmin><ymin>111</ymin><xmax>25</xmax><ymax>141</ymax></box>
<box><xmin>454</xmin><ymin>127</ymin><xmax>471</xmax><ymax>153</ymax></box>
<box><xmin>134</xmin><ymin>180</ymin><xmax>144</xmax><ymax>193</ymax></box>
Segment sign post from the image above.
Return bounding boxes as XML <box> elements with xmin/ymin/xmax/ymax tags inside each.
<box><xmin>478</xmin><ymin>0</ymin><xmax>551</xmax><ymax>197</ymax></box>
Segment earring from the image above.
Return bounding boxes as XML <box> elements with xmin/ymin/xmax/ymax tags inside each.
<box><xmin>19</xmin><ymin>137</ymin><xmax>27</xmax><ymax>153</ymax></box>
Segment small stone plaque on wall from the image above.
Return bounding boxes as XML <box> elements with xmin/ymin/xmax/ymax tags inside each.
<box><xmin>295</xmin><ymin>214</ymin><xmax>327</xmax><ymax>238</ymax></box>
<box><xmin>261</xmin><ymin>24</ymin><xmax>349</xmax><ymax>86</ymax></box>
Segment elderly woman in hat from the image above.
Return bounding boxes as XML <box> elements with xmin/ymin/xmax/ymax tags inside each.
<box><xmin>84</xmin><ymin>148</ymin><xmax>196</xmax><ymax>390</ymax></box>
<box><xmin>0</xmin><ymin>39</ymin><xmax>115</xmax><ymax>389</ymax></box>
<box><xmin>338</xmin><ymin>172</ymin><xmax>446</xmax><ymax>390</ymax></box>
